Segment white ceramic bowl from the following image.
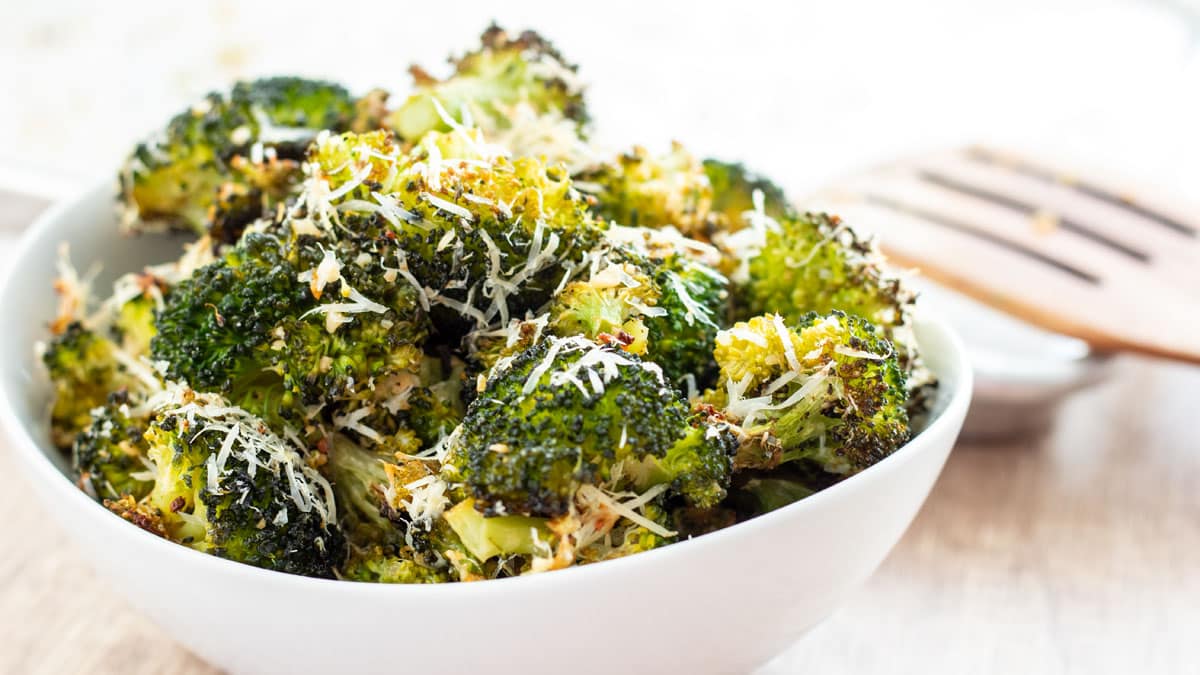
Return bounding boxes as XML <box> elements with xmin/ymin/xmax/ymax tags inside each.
<box><xmin>0</xmin><ymin>185</ymin><xmax>973</xmax><ymax>675</ymax></box>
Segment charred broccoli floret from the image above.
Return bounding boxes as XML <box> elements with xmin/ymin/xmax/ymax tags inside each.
<box><xmin>443</xmin><ymin>335</ymin><xmax>735</xmax><ymax>519</ymax></box>
<box><xmin>303</xmin><ymin>128</ymin><xmax>602</xmax><ymax>341</ymax></box>
<box><xmin>323</xmin><ymin>434</ymin><xmax>464</xmax><ymax>583</ymax></box>
<box><xmin>703</xmin><ymin>159</ymin><xmax>792</xmax><ymax>231</ymax></box>
<box><xmin>324</xmin><ymin>433</ymin><xmax>408</xmax><ymax>547</ymax></box>
<box><xmin>741</xmin><ymin>212</ymin><xmax>911</xmax><ymax>334</ymax></box>
<box><xmin>150</xmin><ymin>230</ymin><xmax>429</xmax><ymax>421</ymax></box>
<box><xmin>578</xmin><ymin>143</ymin><xmax>713</xmax><ymax>237</ymax></box>
<box><xmin>548</xmin><ymin>248</ymin><xmax>728</xmax><ymax>386</ymax></box>
<box><xmin>325</xmin><ymin>354</ymin><xmax>468</xmax><ymax>457</ymax></box>
<box><xmin>110</xmin><ymin>294</ymin><xmax>158</xmax><ymax>359</ymax></box>
<box><xmin>72</xmin><ymin>402</ymin><xmax>154</xmax><ymax>502</ymax></box>
<box><xmin>42</xmin><ymin>323</ymin><xmax>155</xmax><ymax>447</ymax></box>
<box><xmin>704</xmin><ymin>167</ymin><xmax>930</xmax><ymax>404</ymax></box>
<box><xmin>121</xmin><ymin>76</ymin><xmax>357</xmax><ymax>235</ymax></box>
<box><xmin>388</xmin><ymin>25</ymin><xmax>587</xmax><ymax>144</ymax></box>
<box><xmin>704</xmin><ymin>311</ymin><xmax>909</xmax><ymax>476</ymax></box>
<box><xmin>131</xmin><ymin>390</ymin><xmax>344</xmax><ymax>577</ymax></box>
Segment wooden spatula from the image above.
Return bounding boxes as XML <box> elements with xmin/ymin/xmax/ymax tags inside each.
<box><xmin>805</xmin><ymin>145</ymin><xmax>1200</xmax><ymax>365</ymax></box>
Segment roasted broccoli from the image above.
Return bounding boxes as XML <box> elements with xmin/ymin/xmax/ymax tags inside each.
<box><xmin>150</xmin><ymin>229</ymin><xmax>429</xmax><ymax>423</ymax></box>
<box><xmin>704</xmin><ymin>311</ymin><xmax>909</xmax><ymax>476</ymax></box>
<box><xmin>42</xmin><ymin>323</ymin><xmax>156</xmax><ymax>447</ymax></box>
<box><xmin>740</xmin><ymin>212</ymin><xmax>910</xmax><ymax>333</ymax></box>
<box><xmin>302</xmin><ymin>127</ymin><xmax>603</xmax><ymax>341</ymax></box>
<box><xmin>46</xmin><ymin>27</ymin><xmax>936</xmax><ymax>582</ymax></box>
<box><xmin>121</xmin><ymin>77</ymin><xmax>358</xmax><ymax>235</ymax></box>
<box><xmin>577</xmin><ymin>143</ymin><xmax>713</xmax><ymax>237</ymax></box>
<box><xmin>72</xmin><ymin>401</ymin><xmax>154</xmax><ymax>502</ymax></box>
<box><xmin>443</xmin><ymin>335</ymin><xmax>736</xmax><ymax>519</ymax></box>
<box><xmin>703</xmin><ymin>159</ymin><xmax>792</xmax><ymax>231</ymax></box>
<box><xmin>128</xmin><ymin>389</ymin><xmax>344</xmax><ymax>577</ymax></box>
<box><xmin>322</xmin><ymin>433</ymin><xmax>467</xmax><ymax>583</ymax></box>
<box><xmin>388</xmin><ymin>25</ymin><xmax>587</xmax><ymax>145</ymax></box>
<box><xmin>548</xmin><ymin>247</ymin><xmax>728</xmax><ymax>386</ymax></box>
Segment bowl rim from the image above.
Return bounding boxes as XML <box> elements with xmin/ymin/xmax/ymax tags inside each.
<box><xmin>0</xmin><ymin>182</ymin><xmax>974</xmax><ymax>596</ymax></box>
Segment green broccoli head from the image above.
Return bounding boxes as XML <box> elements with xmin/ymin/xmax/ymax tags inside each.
<box><xmin>110</xmin><ymin>291</ymin><xmax>159</xmax><ymax>359</ymax></box>
<box><xmin>324</xmin><ymin>435</ymin><xmax>479</xmax><ymax>581</ymax></box>
<box><xmin>643</xmin><ymin>255</ymin><xmax>728</xmax><ymax>387</ymax></box>
<box><xmin>73</xmin><ymin>401</ymin><xmax>154</xmax><ymax>502</ymax></box>
<box><xmin>120</xmin><ymin>76</ymin><xmax>357</xmax><ymax>235</ymax></box>
<box><xmin>388</xmin><ymin>25</ymin><xmax>587</xmax><ymax>143</ymax></box>
<box><xmin>403</xmin><ymin>356</ymin><xmax>469</xmax><ymax>447</ymax></box>
<box><xmin>323</xmin><ymin>354</ymin><xmax>468</xmax><ymax>456</ymax></box>
<box><xmin>442</xmin><ymin>335</ymin><xmax>735</xmax><ymax>520</ymax></box>
<box><xmin>546</xmin><ymin>251</ymin><xmax>658</xmax><ymax>355</ymax></box>
<box><xmin>705</xmin><ymin>311</ymin><xmax>909</xmax><ymax>476</ymax></box>
<box><xmin>136</xmin><ymin>390</ymin><xmax>344</xmax><ymax>578</ymax></box>
<box><xmin>547</xmin><ymin>247</ymin><xmax>728</xmax><ymax>387</ymax></box>
<box><xmin>577</xmin><ymin>143</ymin><xmax>713</xmax><ymax>237</ymax></box>
<box><xmin>150</xmin><ymin>230</ymin><xmax>430</xmax><ymax>421</ymax></box>
<box><xmin>323</xmin><ymin>433</ymin><xmax>407</xmax><ymax>548</ymax></box>
<box><xmin>42</xmin><ymin>323</ymin><xmax>155</xmax><ymax>448</ymax></box>
<box><xmin>703</xmin><ymin>158</ymin><xmax>792</xmax><ymax>231</ymax></box>
<box><xmin>229</xmin><ymin>77</ymin><xmax>358</xmax><ymax>144</ymax></box>
<box><xmin>302</xmin><ymin>128</ymin><xmax>603</xmax><ymax>342</ymax></box>
<box><xmin>739</xmin><ymin>211</ymin><xmax>911</xmax><ymax>335</ymax></box>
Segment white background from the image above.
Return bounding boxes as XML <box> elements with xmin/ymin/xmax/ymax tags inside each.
<box><xmin>1</xmin><ymin>0</ymin><xmax>1198</xmax><ymax>197</ymax></box>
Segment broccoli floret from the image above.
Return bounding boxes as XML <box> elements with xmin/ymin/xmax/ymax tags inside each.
<box><xmin>133</xmin><ymin>390</ymin><xmax>344</xmax><ymax>578</ymax></box>
<box><xmin>703</xmin><ymin>158</ymin><xmax>792</xmax><ymax>230</ymax></box>
<box><xmin>741</xmin><ymin>212</ymin><xmax>911</xmax><ymax>334</ymax></box>
<box><xmin>404</xmin><ymin>356</ymin><xmax>469</xmax><ymax>447</ymax></box>
<box><xmin>548</xmin><ymin>248</ymin><xmax>728</xmax><ymax>387</ymax></box>
<box><xmin>643</xmin><ymin>255</ymin><xmax>728</xmax><ymax>387</ymax></box>
<box><xmin>42</xmin><ymin>323</ymin><xmax>153</xmax><ymax>447</ymax></box>
<box><xmin>121</xmin><ymin>76</ymin><xmax>357</xmax><ymax>235</ymax></box>
<box><xmin>229</xmin><ymin>77</ymin><xmax>357</xmax><ymax>141</ymax></box>
<box><xmin>151</xmin><ymin>233</ymin><xmax>300</xmax><ymax>394</ymax></box>
<box><xmin>704</xmin><ymin>311</ymin><xmax>909</xmax><ymax>475</ymax></box>
<box><xmin>578</xmin><ymin>143</ymin><xmax>713</xmax><ymax>237</ymax></box>
<box><xmin>326</xmin><ymin>436</ymin><xmax>494</xmax><ymax>582</ymax></box>
<box><xmin>324</xmin><ymin>433</ymin><xmax>408</xmax><ymax>547</ymax></box>
<box><xmin>547</xmin><ymin>252</ymin><xmax>658</xmax><ymax>355</ymax></box>
<box><xmin>442</xmin><ymin>335</ymin><xmax>735</xmax><ymax>520</ymax></box>
<box><xmin>110</xmin><ymin>293</ymin><xmax>158</xmax><ymax>359</ymax></box>
<box><xmin>72</xmin><ymin>402</ymin><xmax>154</xmax><ymax>502</ymax></box>
<box><xmin>703</xmin><ymin>168</ymin><xmax>929</xmax><ymax>407</ymax></box>
<box><xmin>304</xmin><ymin>128</ymin><xmax>602</xmax><ymax>342</ymax></box>
<box><xmin>151</xmin><ymin>230</ymin><xmax>429</xmax><ymax>421</ymax></box>
<box><xmin>388</xmin><ymin>25</ymin><xmax>587</xmax><ymax>143</ymax></box>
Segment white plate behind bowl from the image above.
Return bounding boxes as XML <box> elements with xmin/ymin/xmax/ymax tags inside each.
<box><xmin>0</xmin><ymin>184</ymin><xmax>972</xmax><ymax>675</ymax></box>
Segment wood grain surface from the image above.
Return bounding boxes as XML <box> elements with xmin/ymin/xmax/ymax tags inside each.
<box><xmin>0</xmin><ymin>212</ymin><xmax>1196</xmax><ymax>674</ymax></box>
